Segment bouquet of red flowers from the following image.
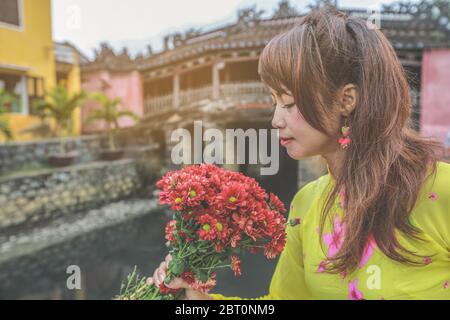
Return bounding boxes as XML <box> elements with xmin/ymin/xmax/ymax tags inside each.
<box><xmin>118</xmin><ymin>164</ymin><xmax>287</xmax><ymax>300</ymax></box>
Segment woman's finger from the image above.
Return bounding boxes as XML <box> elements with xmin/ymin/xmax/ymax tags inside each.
<box><xmin>156</xmin><ymin>268</ymin><xmax>166</xmax><ymax>284</ymax></box>
<box><xmin>153</xmin><ymin>266</ymin><xmax>159</xmax><ymax>281</ymax></box>
<box><xmin>153</xmin><ymin>267</ymin><xmax>164</xmax><ymax>286</ymax></box>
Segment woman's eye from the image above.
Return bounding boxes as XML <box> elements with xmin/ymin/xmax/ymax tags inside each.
<box><xmin>283</xmin><ymin>103</ymin><xmax>296</xmax><ymax>109</ymax></box>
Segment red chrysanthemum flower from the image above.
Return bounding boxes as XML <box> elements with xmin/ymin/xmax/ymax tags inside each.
<box><xmin>264</xmin><ymin>230</ymin><xmax>287</xmax><ymax>259</ymax></box>
<box><xmin>231</xmin><ymin>256</ymin><xmax>242</xmax><ymax>276</ymax></box>
<box><xmin>190</xmin><ymin>272</ymin><xmax>217</xmax><ymax>294</ymax></box>
<box><xmin>268</xmin><ymin>193</ymin><xmax>286</xmax><ymax>214</ymax></box>
<box><xmin>165</xmin><ymin>189</ymin><xmax>186</xmax><ymax>211</ymax></box>
<box><xmin>181</xmin><ymin>271</ymin><xmax>196</xmax><ymax>284</ymax></box>
<box><xmin>165</xmin><ymin>220</ymin><xmax>177</xmax><ymax>243</ymax></box>
<box><xmin>148</xmin><ymin>164</ymin><xmax>288</xmax><ymax>299</ymax></box>
<box><xmin>229</xmin><ymin>232</ymin><xmax>241</xmax><ymax>248</ymax></box>
<box><xmin>197</xmin><ymin>214</ymin><xmax>218</xmax><ymax>241</ymax></box>
<box><xmin>158</xmin><ymin>283</ymin><xmax>181</xmax><ymax>295</ymax></box>
<box><xmin>216</xmin><ymin>182</ymin><xmax>249</xmax><ymax>211</ymax></box>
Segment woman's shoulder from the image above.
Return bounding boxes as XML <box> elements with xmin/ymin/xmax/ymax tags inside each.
<box><xmin>411</xmin><ymin>161</ymin><xmax>450</xmax><ymax>250</ymax></box>
<box><xmin>428</xmin><ymin>160</ymin><xmax>450</xmax><ymax>191</ymax></box>
<box><xmin>419</xmin><ymin>161</ymin><xmax>450</xmax><ymax>201</ymax></box>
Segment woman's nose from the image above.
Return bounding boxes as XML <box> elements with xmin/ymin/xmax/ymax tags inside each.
<box><xmin>271</xmin><ymin>107</ymin><xmax>286</xmax><ymax>129</ymax></box>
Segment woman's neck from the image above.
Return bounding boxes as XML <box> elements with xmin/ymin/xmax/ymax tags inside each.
<box><xmin>321</xmin><ymin>148</ymin><xmax>346</xmax><ymax>180</ymax></box>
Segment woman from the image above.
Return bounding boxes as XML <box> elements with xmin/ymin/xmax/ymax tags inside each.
<box><xmin>148</xmin><ymin>7</ymin><xmax>450</xmax><ymax>300</ymax></box>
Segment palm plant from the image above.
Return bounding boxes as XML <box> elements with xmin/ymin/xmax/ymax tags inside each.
<box><xmin>85</xmin><ymin>93</ymin><xmax>139</xmax><ymax>151</ymax></box>
<box><xmin>0</xmin><ymin>89</ymin><xmax>17</xmax><ymax>141</ymax></box>
<box><xmin>33</xmin><ymin>85</ymin><xmax>87</xmax><ymax>153</ymax></box>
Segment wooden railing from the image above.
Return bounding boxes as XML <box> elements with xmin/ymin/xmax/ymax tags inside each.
<box><xmin>179</xmin><ymin>85</ymin><xmax>213</xmax><ymax>106</ymax></box>
<box><xmin>144</xmin><ymin>93</ymin><xmax>173</xmax><ymax>114</ymax></box>
<box><xmin>219</xmin><ymin>81</ymin><xmax>271</xmax><ymax>103</ymax></box>
<box><xmin>144</xmin><ymin>81</ymin><xmax>271</xmax><ymax>116</ymax></box>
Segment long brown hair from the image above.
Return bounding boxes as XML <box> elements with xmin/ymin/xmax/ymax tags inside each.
<box><xmin>258</xmin><ymin>7</ymin><xmax>446</xmax><ymax>274</ymax></box>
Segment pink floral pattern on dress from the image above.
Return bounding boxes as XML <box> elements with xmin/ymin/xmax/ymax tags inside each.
<box><xmin>444</xmin><ymin>281</ymin><xmax>449</xmax><ymax>289</ymax></box>
<box><xmin>322</xmin><ymin>215</ymin><xmax>376</xmax><ymax>271</ymax></box>
<box><xmin>359</xmin><ymin>234</ymin><xmax>376</xmax><ymax>268</ymax></box>
<box><xmin>323</xmin><ymin>215</ymin><xmax>346</xmax><ymax>258</ymax></box>
<box><xmin>317</xmin><ymin>260</ymin><xmax>327</xmax><ymax>273</ymax></box>
<box><xmin>423</xmin><ymin>256</ymin><xmax>432</xmax><ymax>265</ymax></box>
<box><xmin>348</xmin><ymin>279</ymin><xmax>364</xmax><ymax>300</ymax></box>
<box><xmin>428</xmin><ymin>192</ymin><xmax>438</xmax><ymax>201</ymax></box>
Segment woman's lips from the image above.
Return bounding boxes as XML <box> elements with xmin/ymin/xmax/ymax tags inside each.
<box><xmin>280</xmin><ymin>137</ymin><xmax>294</xmax><ymax>147</ymax></box>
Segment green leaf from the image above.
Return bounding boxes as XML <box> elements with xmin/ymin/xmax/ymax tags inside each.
<box><xmin>196</xmin><ymin>269</ymin><xmax>210</xmax><ymax>283</ymax></box>
<box><xmin>168</xmin><ymin>259</ymin><xmax>185</xmax><ymax>276</ymax></box>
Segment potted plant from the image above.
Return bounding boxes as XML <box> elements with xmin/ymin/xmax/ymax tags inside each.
<box><xmin>0</xmin><ymin>89</ymin><xmax>15</xmax><ymax>141</ymax></box>
<box><xmin>33</xmin><ymin>85</ymin><xmax>87</xmax><ymax>167</ymax></box>
<box><xmin>85</xmin><ymin>93</ymin><xmax>139</xmax><ymax>161</ymax></box>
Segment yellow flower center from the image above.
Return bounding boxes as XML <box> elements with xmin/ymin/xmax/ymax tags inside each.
<box><xmin>229</xmin><ymin>196</ymin><xmax>237</xmax><ymax>203</ymax></box>
<box><xmin>202</xmin><ymin>224</ymin><xmax>211</xmax><ymax>231</ymax></box>
<box><xmin>216</xmin><ymin>223</ymin><xmax>223</xmax><ymax>231</ymax></box>
<box><xmin>189</xmin><ymin>190</ymin><xmax>197</xmax><ymax>198</ymax></box>
<box><xmin>174</xmin><ymin>197</ymin><xmax>182</xmax><ymax>204</ymax></box>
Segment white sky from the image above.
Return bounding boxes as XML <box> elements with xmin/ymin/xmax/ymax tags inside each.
<box><xmin>51</xmin><ymin>0</ymin><xmax>406</xmax><ymax>58</ymax></box>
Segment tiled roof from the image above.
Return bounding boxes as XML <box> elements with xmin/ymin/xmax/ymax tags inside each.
<box><xmin>137</xmin><ymin>3</ymin><xmax>450</xmax><ymax>70</ymax></box>
<box><xmin>81</xmin><ymin>1</ymin><xmax>450</xmax><ymax>72</ymax></box>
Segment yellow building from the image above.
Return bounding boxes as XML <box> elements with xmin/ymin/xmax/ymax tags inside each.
<box><xmin>0</xmin><ymin>0</ymin><xmax>82</xmax><ymax>142</ymax></box>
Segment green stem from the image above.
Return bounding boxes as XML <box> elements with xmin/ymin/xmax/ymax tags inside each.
<box><xmin>197</xmin><ymin>264</ymin><xmax>230</xmax><ymax>270</ymax></box>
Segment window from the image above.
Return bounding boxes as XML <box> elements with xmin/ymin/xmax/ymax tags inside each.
<box><xmin>28</xmin><ymin>76</ymin><xmax>45</xmax><ymax>115</ymax></box>
<box><xmin>0</xmin><ymin>73</ymin><xmax>44</xmax><ymax>115</ymax></box>
<box><xmin>0</xmin><ymin>73</ymin><xmax>23</xmax><ymax>113</ymax></box>
<box><xmin>0</xmin><ymin>0</ymin><xmax>23</xmax><ymax>29</ymax></box>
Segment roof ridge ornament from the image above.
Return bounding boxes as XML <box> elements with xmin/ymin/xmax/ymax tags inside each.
<box><xmin>227</xmin><ymin>5</ymin><xmax>264</xmax><ymax>34</ymax></box>
<box><xmin>272</xmin><ymin>0</ymin><xmax>299</xmax><ymax>19</ymax></box>
<box><xmin>307</xmin><ymin>0</ymin><xmax>338</xmax><ymax>10</ymax></box>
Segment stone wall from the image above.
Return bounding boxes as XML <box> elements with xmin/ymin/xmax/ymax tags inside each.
<box><xmin>0</xmin><ymin>135</ymin><xmax>104</xmax><ymax>174</ymax></box>
<box><xmin>0</xmin><ymin>159</ymin><xmax>141</xmax><ymax>232</ymax></box>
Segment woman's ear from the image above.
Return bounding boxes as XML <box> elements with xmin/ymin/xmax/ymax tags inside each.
<box><xmin>338</xmin><ymin>84</ymin><xmax>358</xmax><ymax>117</ymax></box>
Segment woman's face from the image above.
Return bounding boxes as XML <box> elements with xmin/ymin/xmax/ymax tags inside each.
<box><xmin>270</xmin><ymin>87</ymin><xmax>340</xmax><ymax>160</ymax></box>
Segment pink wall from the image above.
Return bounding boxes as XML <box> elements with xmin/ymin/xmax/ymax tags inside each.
<box><xmin>420</xmin><ymin>49</ymin><xmax>450</xmax><ymax>148</ymax></box>
<box><xmin>81</xmin><ymin>70</ymin><xmax>143</xmax><ymax>133</ymax></box>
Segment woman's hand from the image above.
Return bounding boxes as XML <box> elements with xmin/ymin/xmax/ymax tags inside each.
<box><xmin>148</xmin><ymin>254</ymin><xmax>213</xmax><ymax>300</ymax></box>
